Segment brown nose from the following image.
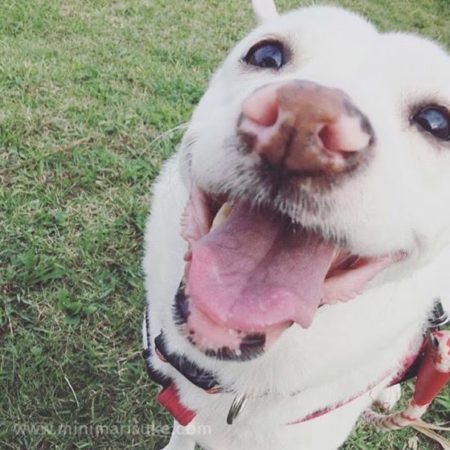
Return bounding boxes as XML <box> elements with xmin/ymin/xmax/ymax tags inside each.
<box><xmin>238</xmin><ymin>80</ymin><xmax>374</xmax><ymax>175</ymax></box>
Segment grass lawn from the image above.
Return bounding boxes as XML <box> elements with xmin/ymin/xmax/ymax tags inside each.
<box><xmin>0</xmin><ymin>0</ymin><xmax>449</xmax><ymax>449</ymax></box>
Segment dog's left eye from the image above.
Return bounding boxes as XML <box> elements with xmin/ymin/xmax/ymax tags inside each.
<box><xmin>243</xmin><ymin>41</ymin><xmax>285</xmax><ymax>69</ymax></box>
<box><xmin>413</xmin><ymin>106</ymin><xmax>450</xmax><ymax>141</ymax></box>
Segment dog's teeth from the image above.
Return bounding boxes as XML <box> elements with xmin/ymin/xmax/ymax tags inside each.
<box><xmin>211</xmin><ymin>202</ymin><xmax>233</xmax><ymax>231</ymax></box>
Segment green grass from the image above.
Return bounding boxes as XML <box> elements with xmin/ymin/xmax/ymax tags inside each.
<box><xmin>0</xmin><ymin>0</ymin><xmax>449</xmax><ymax>449</ymax></box>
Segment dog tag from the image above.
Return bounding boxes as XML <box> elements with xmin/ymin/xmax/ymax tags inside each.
<box><xmin>227</xmin><ymin>394</ymin><xmax>248</xmax><ymax>425</ymax></box>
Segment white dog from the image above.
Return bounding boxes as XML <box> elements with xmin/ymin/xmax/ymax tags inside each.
<box><xmin>143</xmin><ymin>2</ymin><xmax>450</xmax><ymax>449</ymax></box>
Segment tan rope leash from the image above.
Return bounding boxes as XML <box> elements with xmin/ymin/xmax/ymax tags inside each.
<box><xmin>363</xmin><ymin>329</ymin><xmax>450</xmax><ymax>447</ymax></box>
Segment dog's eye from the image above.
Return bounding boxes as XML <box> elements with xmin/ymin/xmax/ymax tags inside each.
<box><xmin>244</xmin><ymin>41</ymin><xmax>285</xmax><ymax>69</ymax></box>
<box><xmin>413</xmin><ymin>106</ymin><xmax>450</xmax><ymax>141</ymax></box>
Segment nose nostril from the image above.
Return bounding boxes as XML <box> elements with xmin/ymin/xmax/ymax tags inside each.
<box><xmin>242</xmin><ymin>89</ymin><xmax>279</xmax><ymax>127</ymax></box>
<box><xmin>318</xmin><ymin>117</ymin><xmax>371</xmax><ymax>154</ymax></box>
<box><xmin>318</xmin><ymin>124</ymin><xmax>340</xmax><ymax>152</ymax></box>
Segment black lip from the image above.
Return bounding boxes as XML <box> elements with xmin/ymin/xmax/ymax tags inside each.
<box><xmin>155</xmin><ymin>332</ymin><xmax>219</xmax><ymax>390</ymax></box>
<box><xmin>172</xmin><ymin>282</ymin><xmax>267</xmax><ymax>361</ymax></box>
<box><xmin>173</xmin><ymin>281</ymin><xmax>190</xmax><ymax>325</ymax></box>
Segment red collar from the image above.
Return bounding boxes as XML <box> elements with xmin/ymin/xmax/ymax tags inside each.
<box><xmin>157</xmin><ymin>383</ymin><xmax>197</xmax><ymax>426</ymax></box>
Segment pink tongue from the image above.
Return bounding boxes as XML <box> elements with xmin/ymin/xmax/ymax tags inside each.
<box><xmin>187</xmin><ymin>204</ymin><xmax>336</xmax><ymax>331</ymax></box>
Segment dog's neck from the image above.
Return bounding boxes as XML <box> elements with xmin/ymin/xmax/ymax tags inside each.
<box><xmin>143</xmin><ymin>300</ymin><xmax>448</xmax><ymax>427</ymax></box>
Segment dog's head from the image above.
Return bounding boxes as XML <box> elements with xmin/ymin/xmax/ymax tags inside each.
<box><xmin>174</xmin><ymin>1</ymin><xmax>450</xmax><ymax>360</ymax></box>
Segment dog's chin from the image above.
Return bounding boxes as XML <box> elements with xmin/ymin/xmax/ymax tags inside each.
<box><xmin>173</xmin><ymin>185</ymin><xmax>405</xmax><ymax>361</ymax></box>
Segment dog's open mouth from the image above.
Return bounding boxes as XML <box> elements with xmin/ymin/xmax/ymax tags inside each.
<box><xmin>175</xmin><ymin>187</ymin><xmax>402</xmax><ymax>359</ymax></box>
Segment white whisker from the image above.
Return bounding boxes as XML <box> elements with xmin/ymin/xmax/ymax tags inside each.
<box><xmin>150</xmin><ymin>122</ymin><xmax>190</xmax><ymax>147</ymax></box>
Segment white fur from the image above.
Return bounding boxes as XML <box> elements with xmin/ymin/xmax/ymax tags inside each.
<box><xmin>144</xmin><ymin>4</ymin><xmax>450</xmax><ymax>450</ymax></box>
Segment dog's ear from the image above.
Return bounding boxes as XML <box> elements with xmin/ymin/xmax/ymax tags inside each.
<box><xmin>251</xmin><ymin>0</ymin><xmax>279</xmax><ymax>23</ymax></box>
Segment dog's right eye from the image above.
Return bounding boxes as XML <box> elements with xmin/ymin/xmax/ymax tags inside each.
<box><xmin>412</xmin><ymin>106</ymin><xmax>450</xmax><ymax>141</ymax></box>
<box><xmin>243</xmin><ymin>41</ymin><xmax>285</xmax><ymax>69</ymax></box>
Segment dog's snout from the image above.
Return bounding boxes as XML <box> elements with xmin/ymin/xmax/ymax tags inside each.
<box><xmin>238</xmin><ymin>80</ymin><xmax>374</xmax><ymax>175</ymax></box>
